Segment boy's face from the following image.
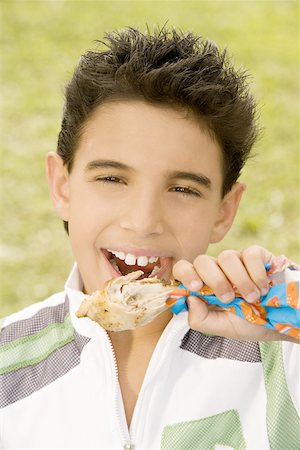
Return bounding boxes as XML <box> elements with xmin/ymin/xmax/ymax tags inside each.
<box><xmin>48</xmin><ymin>101</ymin><xmax>243</xmax><ymax>294</ymax></box>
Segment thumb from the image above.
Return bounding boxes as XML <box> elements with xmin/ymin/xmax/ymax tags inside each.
<box><xmin>186</xmin><ymin>296</ymin><xmax>227</xmax><ymax>336</ymax></box>
<box><xmin>187</xmin><ymin>296</ymin><xmax>210</xmax><ymax>329</ymax></box>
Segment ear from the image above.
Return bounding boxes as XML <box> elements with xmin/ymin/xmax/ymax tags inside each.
<box><xmin>210</xmin><ymin>182</ymin><xmax>246</xmax><ymax>243</ymax></box>
<box><xmin>46</xmin><ymin>152</ymin><xmax>70</xmax><ymax>221</ymax></box>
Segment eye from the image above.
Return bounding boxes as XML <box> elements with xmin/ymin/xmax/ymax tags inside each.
<box><xmin>170</xmin><ymin>186</ymin><xmax>202</xmax><ymax>198</ymax></box>
<box><xmin>95</xmin><ymin>176</ymin><xmax>125</xmax><ymax>184</ymax></box>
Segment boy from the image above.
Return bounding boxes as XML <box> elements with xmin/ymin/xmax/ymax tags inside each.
<box><xmin>0</xmin><ymin>28</ymin><xmax>299</xmax><ymax>449</ymax></box>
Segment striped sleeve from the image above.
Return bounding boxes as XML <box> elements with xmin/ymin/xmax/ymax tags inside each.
<box><xmin>0</xmin><ymin>295</ymin><xmax>90</xmax><ymax>408</ymax></box>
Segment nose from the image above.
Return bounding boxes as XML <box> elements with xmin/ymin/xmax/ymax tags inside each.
<box><xmin>119</xmin><ymin>188</ymin><xmax>164</xmax><ymax>236</ymax></box>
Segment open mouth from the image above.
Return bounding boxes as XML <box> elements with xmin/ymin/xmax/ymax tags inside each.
<box><xmin>102</xmin><ymin>249</ymin><xmax>173</xmax><ymax>280</ymax></box>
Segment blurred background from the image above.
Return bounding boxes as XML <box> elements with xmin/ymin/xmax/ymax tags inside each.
<box><xmin>1</xmin><ymin>0</ymin><xmax>299</xmax><ymax>317</ymax></box>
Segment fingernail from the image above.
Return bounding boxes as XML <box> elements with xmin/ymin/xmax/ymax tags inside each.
<box><xmin>189</xmin><ymin>280</ymin><xmax>202</xmax><ymax>291</ymax></box>
<box><xmin>220</xmin><ymin>292</ymin><xmax>235</xmax><ymax>303</ymax></box>
<box><xmin>246</xmin><ymin>292</ymin><xmax>260</xmax><ymax>303</ymax></box>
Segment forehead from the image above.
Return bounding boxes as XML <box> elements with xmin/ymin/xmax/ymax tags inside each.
<box><xmin>74</xmin><ymin>101</ymin><xmax>223</xmax><ymax>184</ymax></box>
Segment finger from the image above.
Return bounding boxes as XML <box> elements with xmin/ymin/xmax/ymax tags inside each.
<box><xmin>187</xmin><ymin>296</ymin><xmax>281</xmax><ymax>341</ymax></box>
<box><xmin>217</xmin><ymin>250</ymin><xmax>261</xmax><ymax>303</ymax></box>
<box><xmin>172</xmin><ymin>259</ymin><xmax>203</xmax><ymax>291</ymax></box>
<box><xmin>192</xmin><ymin>254</ymin><xmax>236</xmax><ymax>303</ymax></box>
<box><xmin>241</xmin><ymin>246</ymin><xmax>273</xmax><ymax>295</ymax></box>
<box><xmin>187</xmin><ymin>296</ymin><xmax>233</xmax><ymax>336</ymax></box>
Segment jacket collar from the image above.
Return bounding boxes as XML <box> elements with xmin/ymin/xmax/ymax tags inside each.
<box><xmin>64</xmin><ymin>262</ymin><xmax>84</xmax><ymax>292</ymax></box>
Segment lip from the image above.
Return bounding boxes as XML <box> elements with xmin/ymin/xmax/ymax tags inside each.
<box><xmin>102</xmin><ymin>245</ymin><xmax>173</xmax><ymax>258</ymax></box>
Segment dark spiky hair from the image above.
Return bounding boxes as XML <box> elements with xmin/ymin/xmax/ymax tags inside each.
<box><xmin>57</xmin><ymin>27</ymin><xmax>259</xmax><ymax>232</ymax></box>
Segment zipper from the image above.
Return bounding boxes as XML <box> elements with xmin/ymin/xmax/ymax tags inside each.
<box><xmin>129</xmin><ymin>314</ymin><xmax>189</xmax><ymax>444</ymax></box>
<box><xmin>104</xmin><ymin>330</ymin><xmax>135</xmax><ymax>449</ymax></box>
<box><xmin>102</xmin><ymin>313</ymin><xmax>188</xmax><ymax>449</ymax></box>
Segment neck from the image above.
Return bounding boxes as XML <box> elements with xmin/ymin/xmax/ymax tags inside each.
<box><xmin>108</xmin><ymin>309</ymin><xmax>173</xmax><ymax>353</ymax></box>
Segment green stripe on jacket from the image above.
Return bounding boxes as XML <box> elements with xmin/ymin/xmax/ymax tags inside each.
<box><xmin>260</xmin><ymin>341</ymin><xmax>300</xmax><ymax>450</ymax></box>
<box><xmin>0</xmin><ymin>314</ymin><xmax>74</xmax><ymax>375</ymax></box>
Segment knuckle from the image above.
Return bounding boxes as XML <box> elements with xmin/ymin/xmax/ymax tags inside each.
<box><xmin>241</xmin><ymin>245</ymin><xmax>262</xmax><ymax>259</ymax></box>
<box><xmin>172</xmin><ymin>259</ymin><xmax>192</xmax><ymax>277</ymax></box>
<box><xmin>173</xmin><ymin>259</ymin><xmax>187</xmax><ymax>270</ymax></box>
<box><xmin>193</xmin><ymin>254</ymin><xmax>211</xmax><ymax>267</ymax></box>
<box><xmin>217</xmin><ymin>249</ymin><xmax>238</xmax><ymax>265</ymax></box>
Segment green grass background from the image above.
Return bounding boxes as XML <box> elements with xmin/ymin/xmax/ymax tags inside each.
<box><xmin>1</xmin><ymin>0</ymin><xmax>299</xmax><ymax>317</ymax></box>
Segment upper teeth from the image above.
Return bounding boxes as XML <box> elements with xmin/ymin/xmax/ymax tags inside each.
<box><xmin>107</xmin><ymin>249</ymin><xmax>159</xmax><ymax>267</ymax></box>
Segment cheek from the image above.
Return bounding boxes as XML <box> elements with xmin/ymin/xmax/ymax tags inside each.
<box><xmin>67</xmin><ymin>185</ymin><xmax>123</xmax><ymax>241</ymax></box>
<box><xmin>171</xmin><ymin>204</ymin><xmax>219</xmax><ymax>258</ymax></box>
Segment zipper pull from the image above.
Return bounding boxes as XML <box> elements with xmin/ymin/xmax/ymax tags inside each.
<box><xmin>123</xmin><ymin>443</ymin><xmax>134</xmax><ymax>450</ymax></box>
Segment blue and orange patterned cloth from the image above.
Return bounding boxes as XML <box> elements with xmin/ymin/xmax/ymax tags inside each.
<box><xmin>166</xmin><ymin>256</ymin><xmax>300</xmax><ymax>340</ymax></box>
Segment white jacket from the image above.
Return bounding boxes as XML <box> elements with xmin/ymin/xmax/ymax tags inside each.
<box><xmin>1</xmin><ymin>264</ymin><xmax>299</xmax><ymax>449</ymax></box>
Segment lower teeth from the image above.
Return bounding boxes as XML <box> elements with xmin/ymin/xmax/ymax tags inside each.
<box><xmin>109</xmin><ymin>258</ymin><xmax>160</xmax><ymax>277</ymax></box>
<box><xmin>149</xmin><ymin>265</ymin><xmax>160</xmax><ymax>276</ymax></box>
<box><xmin>110</xmin><ymin>259</ymin><xmax>122</xmax><ymax>274</ymax></box>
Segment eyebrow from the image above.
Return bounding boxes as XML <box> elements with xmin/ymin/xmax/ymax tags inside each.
<box><xmin>85</xmin><ymin>159</ymin><xmax>212</xmax><ymax>189</ymax></box>
<box><xmin>86</xmin><ymin>159</ymin><xmax>134</xmax><ymax>173</ymax></box>
<box><xmin>169</xmin><ymin>171</ymin><xmax>212</xmax><ymax>190</ymax></box>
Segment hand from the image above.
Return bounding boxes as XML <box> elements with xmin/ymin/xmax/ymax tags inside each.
<box><xmin>172</xmin><ymin>245</ymin><xmax>297</xmax><ymax>342</ymax></box>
